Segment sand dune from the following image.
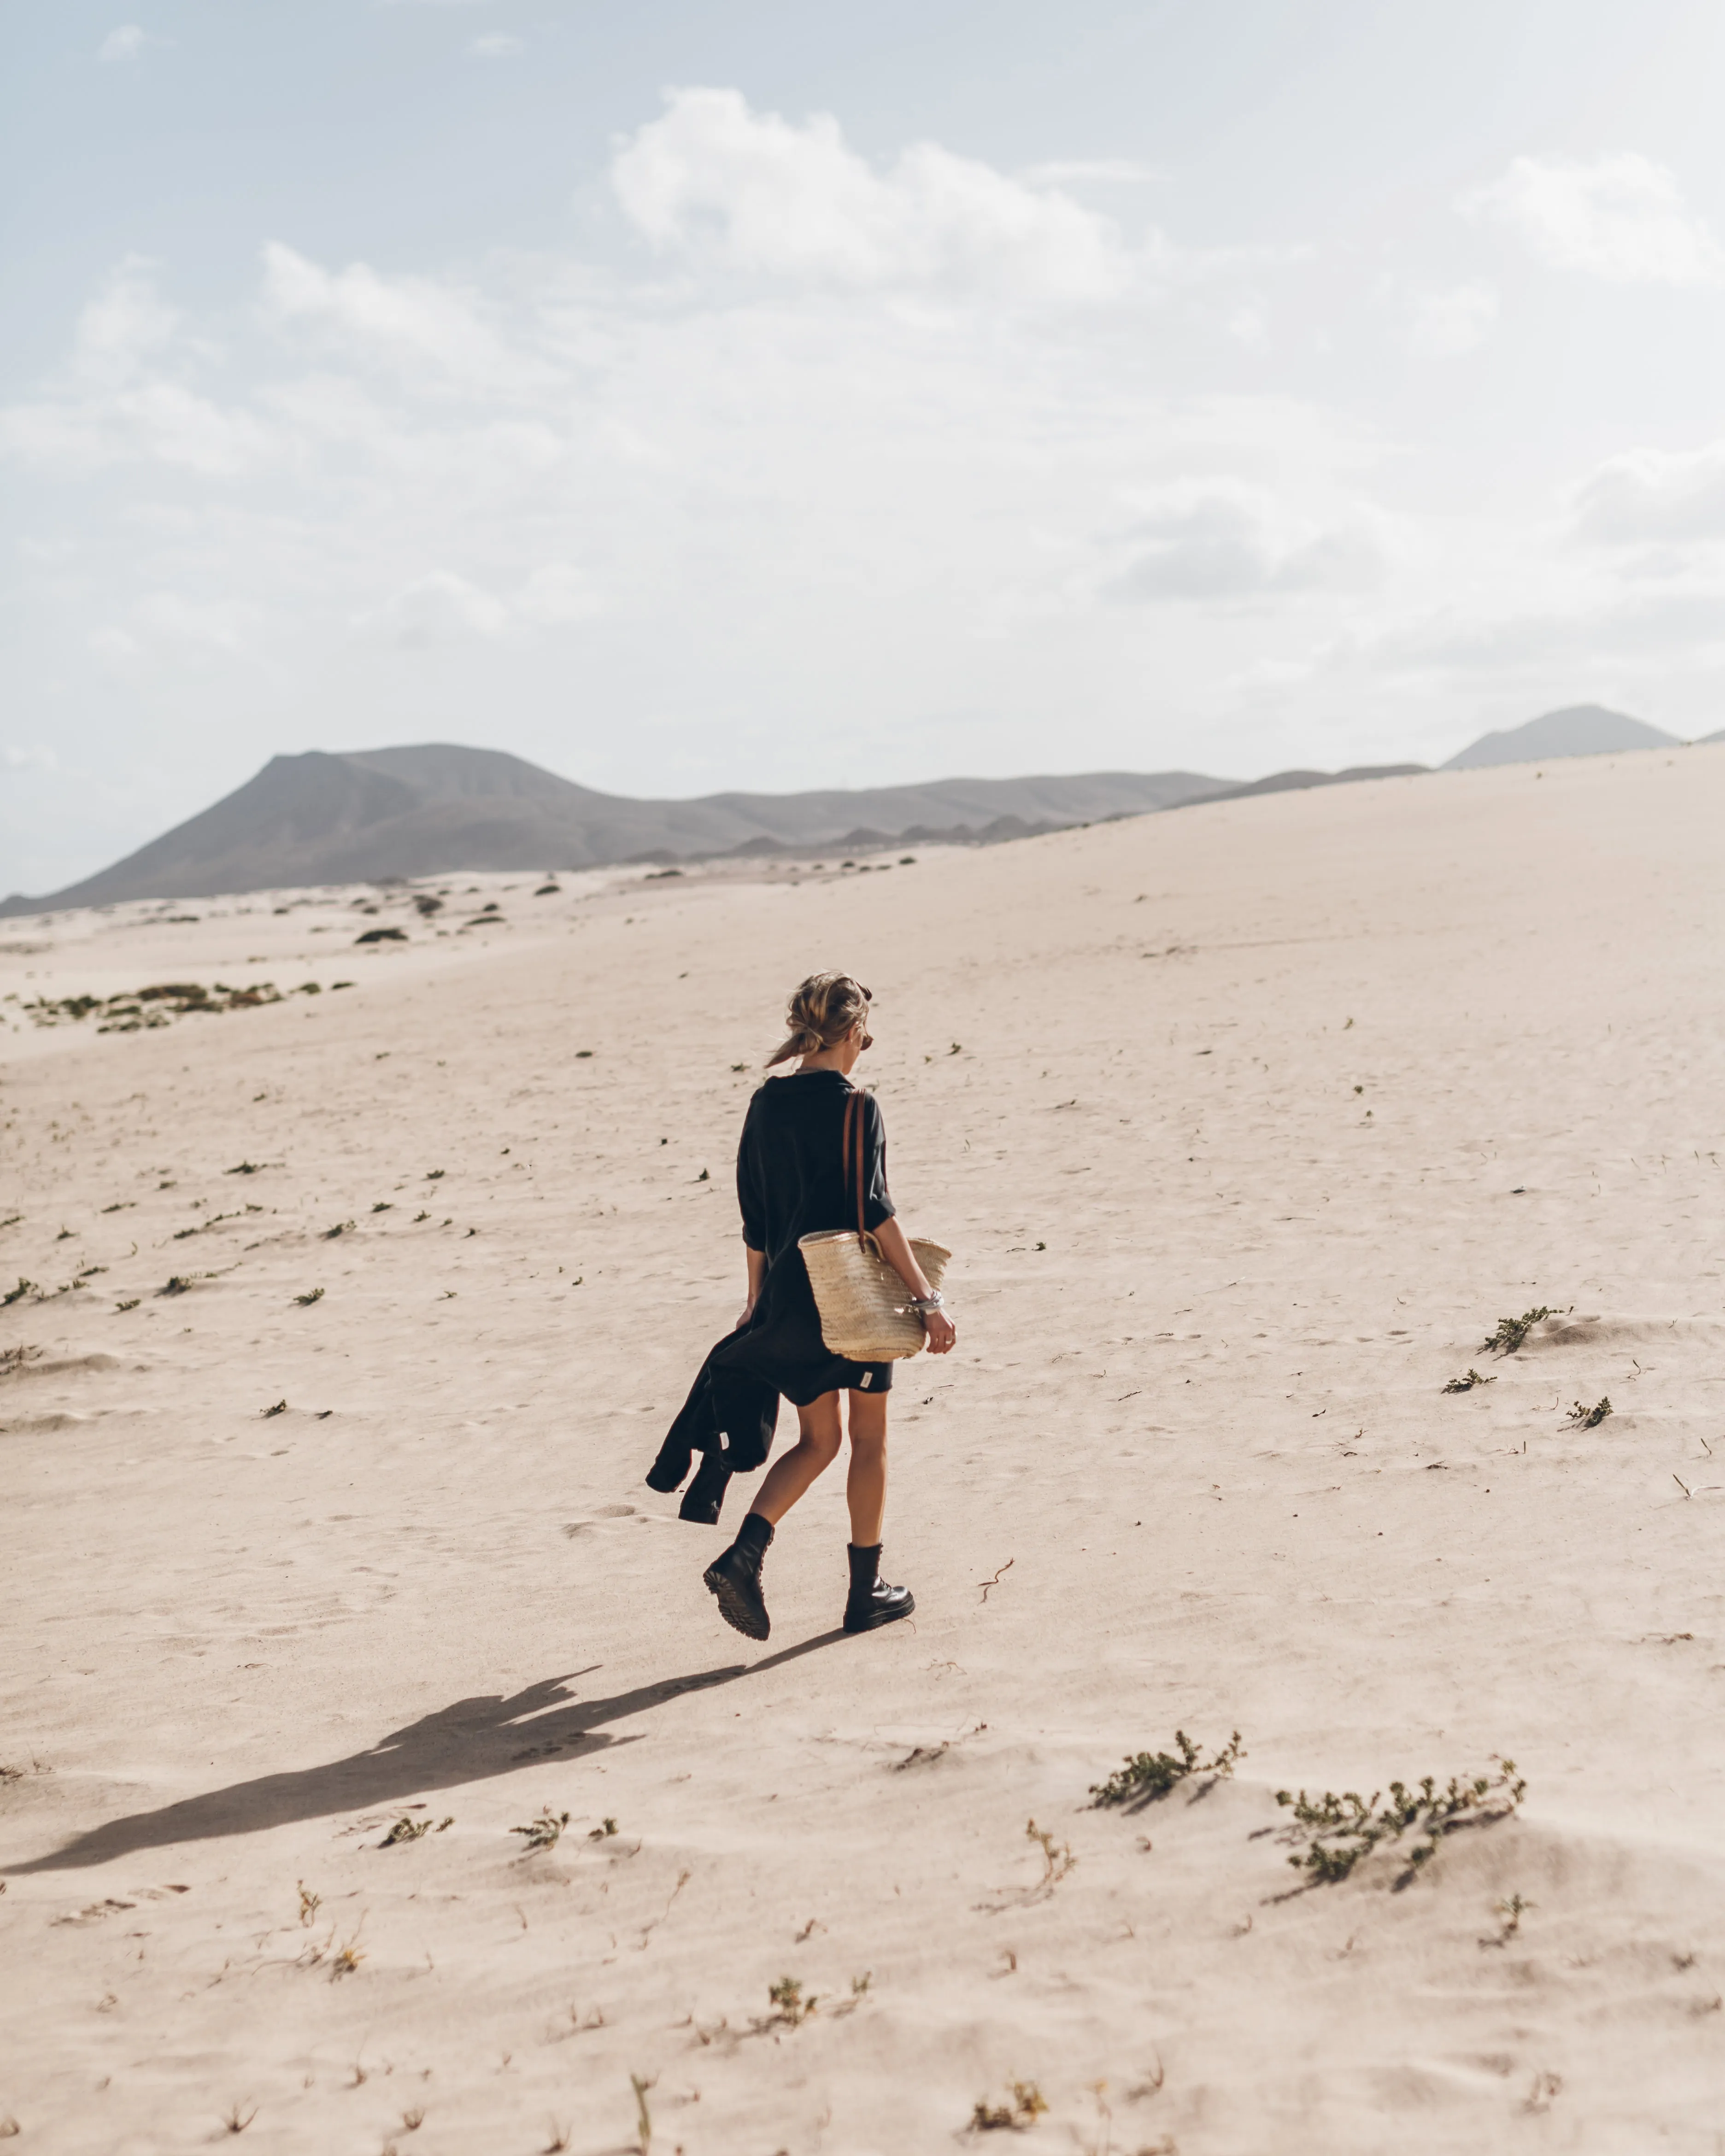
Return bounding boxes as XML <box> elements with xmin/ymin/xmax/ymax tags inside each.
<box><xmin>3</xmin><ymin>747</ymin><xmax>1724</xmax><ymax>2153</ymax></box>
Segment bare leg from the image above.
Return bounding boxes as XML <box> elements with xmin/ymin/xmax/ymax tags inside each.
<box><xmin>845</xmin><ymin>1389</ymin><xmax>889</xmax><ymax>1546</ymax></box>
<box><xmin>752</xmin><ymin>1392</ymin><xmax>843</xmax><ymax>1526</ymax></box>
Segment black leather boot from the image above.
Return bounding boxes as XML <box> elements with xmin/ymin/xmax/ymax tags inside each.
<box><xmin>704</xmin><ymin>1511</ymin><xmax>774</xmax><ymax>1640</ymax></box>
<box><xmin>843</xmin><ymin>1542</ymin><xmax>915</xmax><ymax>1633</ymax></box>
<box><xmin>678</xmin><ymin>1447</ymin><xmax>732</xmax><ymax>1525</ymax></box>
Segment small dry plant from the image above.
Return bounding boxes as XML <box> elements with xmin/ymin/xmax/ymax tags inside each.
<box><xmin>0</xmin><ymin>1344</ymin><xmax>41</xmax><ymax>1375</ymax></box>
<box><xmin>971</xmin><ymin>2080</ymin><xmax>1048</xmax><ymax>2131</ymax></box>
<box><xmin>630</xmin><ymin>2070</ymin><xmax>655</xmax><ymax>2152</ymax></box>
<box><xmin>1442</xmin><ymin>1368</ymin><xmax>1495</xmax><ymax>1394</ymax></box>
<box><xmin>296</xmin><ymin>1881</ymin><xmax>321</xmax><ymax>1925</ymax></box>
<box><xmin>293</xmin><ymin>1287</ymin><xmax>324</xmax><ymax>1306</ymax></box>
<box><xmin>1481</xmin><ymin>1306</ymin><xmax>1554</xmax><ymax>1356</ymax></box>
<box><xmin>767</xmin><ymin>1974</ymin><xmax>817</xmax><ymax>2026</ymax></box>
<box><xmin>220</xmin><ymin>2102</ymin><xmax>258</xmax><ymax>2134</ymax></box>
<box><xmin>1026</xmin><ymin>1818</ymin><xmax>1075</xmax><ymax>1892</ymax></box>
<box><xmin>588</xmin><ymin>1816</ymin><xmax>618</xmax><ymax>1840</ymax></box>
<box><xmin>1276</xmin><ymin>1760</ymin><xmax>1526</xmax><ymax>1886</ymax></box>
<box><xmin>1089</xmin><ymin>1730</ymin><xmax>1243</xmax><ymax>1811</ymax></box>
<box><xmin>1566</xmin><ymin>1397</ymin><xmax>1612</xmax><ymax>1429</ymax></box>
<box><xmin>511</xmin><ymin>1808</ymin><xmax>569</xmax><ymax>1851</ymax></box>
<box><xmin>1482</xmin><ymin>1892</ymin><xmax>1535</xmax><ymax>1947</ymax></box>
<box><xmin>379</xmin><ymin>1814</ymin><xmax>452</xmax><ymax>1846</ymax></box>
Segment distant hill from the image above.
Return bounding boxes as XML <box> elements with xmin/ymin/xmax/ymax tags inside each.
<box><xmin>0</xmin><ymin>748</ymin><xmax>1216</xmax><ymax>914</ymax></box>
<box><xmin>1198</xmin><ymin>763</ymin><xmax>1425</xmax><ymax>802</ymax></box>
<box><xmin>0</xmin><ymin>744</ymin><xmax>1429</xmax><ymax>917</ymax></box>
<box><xmin>1443</xmin><ymin>704</ymin><xmax>1680</xmax><ymax>770</ymax></box>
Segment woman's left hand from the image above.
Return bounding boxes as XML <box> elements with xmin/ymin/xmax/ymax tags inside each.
<box><xmin>924</xmin><ymin>1309</ymin><xmax>956</xmax><ymax>1354</ymax></box>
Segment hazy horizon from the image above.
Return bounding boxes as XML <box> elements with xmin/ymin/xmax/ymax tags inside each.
<box><xmin>7</xmin><ymin>1</ymin><xmax>1725</xmax><ymax>892</ymax></box>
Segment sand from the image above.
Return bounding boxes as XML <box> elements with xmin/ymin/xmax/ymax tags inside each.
<box><xmin>2</xmin><ymin>746</ymin><xmax>1724</xmax><ymax>2154</ymax></box>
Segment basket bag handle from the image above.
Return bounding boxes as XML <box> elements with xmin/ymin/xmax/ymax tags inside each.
<box><xmin>843</xmin><ymin>1090</ymin><xmax>867</xmax><ymax>1248</ymax></box>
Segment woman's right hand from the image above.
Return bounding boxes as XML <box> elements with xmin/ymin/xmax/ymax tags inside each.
<box><xmin>735</xmin><ymin>1301</ymin><xmax>755</xmax><ymax>1331</ymax></box>
<box><xmin>924</xmin><ymin>1308</ymin><xmax>956</xmax><ymax>1354</ymax></box>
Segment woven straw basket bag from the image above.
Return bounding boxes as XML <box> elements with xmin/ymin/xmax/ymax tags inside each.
<box><xmin>799</xmin><ymin>1092</ymin><xmax>951</xmax><ymax>1361</ymax></box>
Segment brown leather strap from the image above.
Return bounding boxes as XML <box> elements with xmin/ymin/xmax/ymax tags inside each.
<box><xmin>843</xmin><ymin>1090</ymin><xmax>866</xmax><ymax>1246</ymax></box>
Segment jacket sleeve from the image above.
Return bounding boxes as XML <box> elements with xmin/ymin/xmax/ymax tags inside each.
<box><xmin>862</xmin><ymin>1092</ymin><xmax>896</xmax><ymax>1231</ymax></box>
<box><xmin>737</xmin><ymin>1094</ymin><xmax>767</xmax><ymax>1247</ymax></box>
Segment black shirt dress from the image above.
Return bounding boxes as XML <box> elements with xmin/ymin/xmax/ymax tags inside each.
<box><xmin>713</xmin><ymin>1069</ymin><xmax>898</xmax><ymax>1405</ymax></box>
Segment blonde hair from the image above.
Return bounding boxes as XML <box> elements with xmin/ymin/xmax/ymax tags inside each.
<box><xmin>766</xmin><ymin>972</ymin><xmax>871</xmax><ymax>1068</ymax></box>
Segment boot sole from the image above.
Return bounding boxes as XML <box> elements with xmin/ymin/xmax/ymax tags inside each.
<box><xmin>843</xmin><ymin>1589</ymin><xmax>915</xmax><ymax>1635</ymax></box>
<box><xmin>704</xmin><ymin>1561</ymin><xmax>770</xmax><ymax>1641</ymax></box>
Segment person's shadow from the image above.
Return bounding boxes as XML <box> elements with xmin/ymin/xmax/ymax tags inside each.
<box><xmin>6</xmin><ymin>1629</ymin><xmax>844</xmax><ymax>1875</ymax></box>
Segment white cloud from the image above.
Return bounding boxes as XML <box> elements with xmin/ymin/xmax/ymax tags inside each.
<box><xmin>1104</xmin><ymin>482</ymin><xmax>1384</xmax><ymax>603</ymax></box>
<box><xmin>1465</xmin><ymin>154</ymin><xmax>1725</xmax><ymax>286</ymax></box>
<box><xmin>70</xmin><ymin>257</ymin><xmax>177</xmax><ymax>386</ymax></box>
<box><xmin>3</xmin><ymin>745</ymin><xmax>60</xmax><ymax>773</ymax></box>
<box><xmin>1021</xmin><ymin>159</ymin><xmax>1159</xmax><ymax>187</ymax></box>
<box><xmin>1570</xmin><ymin>440</ymin><xmax>1725</xmax><ymax>545</ymax></box>
<box><xmin>90</xmin><ymin>594</ymin><xmax>259</xmax><ymax>674</ymax></box>
<box><xmin>517</xmin><ymin>563</ymin><xmax>603</xmax><ymax>625</ymax></box>
<box><xmin>367</xmin><ymin>571</ymin><xmax>510</xmax><ymax>646</ymax></box>
<box><xmin>0</xmin><ymin>257</ymin><xmax>273</xmax><ymax>476</ymax></box>
<box><xmin>1406</xmin><ymin>282</ymin><xmax>1496</xmax><ymax>357</ymax></box>
<box><xmin>98</xmin><ymin>25</ymin><xmax>149</xmax><ymax>62</ymax></box>
<box><xmin>0</xmin><ymin>378</ymin><xmax>269</xmax><ymax>477</ymax></box>
<box><xmin>359</xmin><ymin>565</ymin><xmax>602</xmax><ymax>642</ymax></box>
<box><xmin>1363</xmin><ymin>584</ymin><xmax>1725</xmax><ymax>681</ymax></box>
<box><xmin>132</xmin><ymin>592</ymin><xmax>256</xmax><ymax>650</ymax></box>
<box><xmin>611</xmin><ymin>86</ymin><xmax>1133</xmax><ymax>300</ymax></box>
<box><xmin>469</xmin><ymin>34</ymin><xmax>522</xmax><ymax>58</ymax></box>
<box><xmin>260</xmin><ymin>241</ymin><xmax>552</xmax><ymax>390</ymax></box>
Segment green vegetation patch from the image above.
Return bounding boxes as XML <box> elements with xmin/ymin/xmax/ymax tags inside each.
<box><xmin>1276</xmin><ymin>1760</ymin><xmax>1526</xmax><ymax>1887</ymax></box>
<box><xmin>1089</xmin><ymin>1729</ymin><xmax>1244</xmax><ymax>1810</ymax></box>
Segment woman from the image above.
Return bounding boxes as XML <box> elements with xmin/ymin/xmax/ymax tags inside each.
<box><xmin>701</xmin><ymin>973</ymin><xmax>956</xmax><ymax>1642</ymax></box>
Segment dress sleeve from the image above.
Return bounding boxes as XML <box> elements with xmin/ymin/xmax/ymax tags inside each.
<box><xmin>861</xmin><ymin>1092</ymin><xmax>896</xmax><ymax>1231</ymax></box>
<box><xmin>737</xmin><ymin>1093</ymin><xmax>767</xmax><ymax>1247</ymax></box>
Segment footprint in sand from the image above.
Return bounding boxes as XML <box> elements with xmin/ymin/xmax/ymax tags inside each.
<box><xmin>562</xmin><ymin>1503</ymin><xmax>638</xmax><ymax>1538</ymax></box>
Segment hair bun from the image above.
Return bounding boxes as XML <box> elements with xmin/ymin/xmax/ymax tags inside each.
<box><xmin>766</xmin><ymin>973</ymin><xmax>871</xmax><ymax>1068</ymax></box>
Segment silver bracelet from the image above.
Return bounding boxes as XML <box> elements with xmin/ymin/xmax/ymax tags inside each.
<box><xmin>908</xmin><ymin>1292</ymin><xmax>945</xmax><ymax>1314</ymax></box>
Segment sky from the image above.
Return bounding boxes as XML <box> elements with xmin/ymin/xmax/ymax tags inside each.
<box><xmin>5</xmin><ymin>0</ymin><xmax>1725</xmax><ymax>896</ymax></box>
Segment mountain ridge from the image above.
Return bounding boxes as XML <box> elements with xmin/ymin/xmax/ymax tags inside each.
<box><xmin>1</xmin><ymin>750</ymin><xmax>1242</xmax><ymax>916</ymax></box>
<box><xmin>6</xmin><ymin>699</ymin><xmax>1714</xmax><ymax>916</ymax></box>
<box><xmin>1441</xmin><ymin>703</ymin><xmax>1679</xmax><ymax>768</ymax></box>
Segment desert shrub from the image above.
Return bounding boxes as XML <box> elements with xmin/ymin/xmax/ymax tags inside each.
<box><xmin>1090</xmin><ymin>1730</ymin><xmax>1243</xmax><ymax>1811</ymax></box>
<box><xmin>1480</xmin><ymin>1308</ymin><xmax>1553</xmax><ymax>1356</ymax></box>
<box><xmin>1276</xmin><ymin>1761</ymin><xmax>1526</xmax><ymax>1887</ymax></box>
